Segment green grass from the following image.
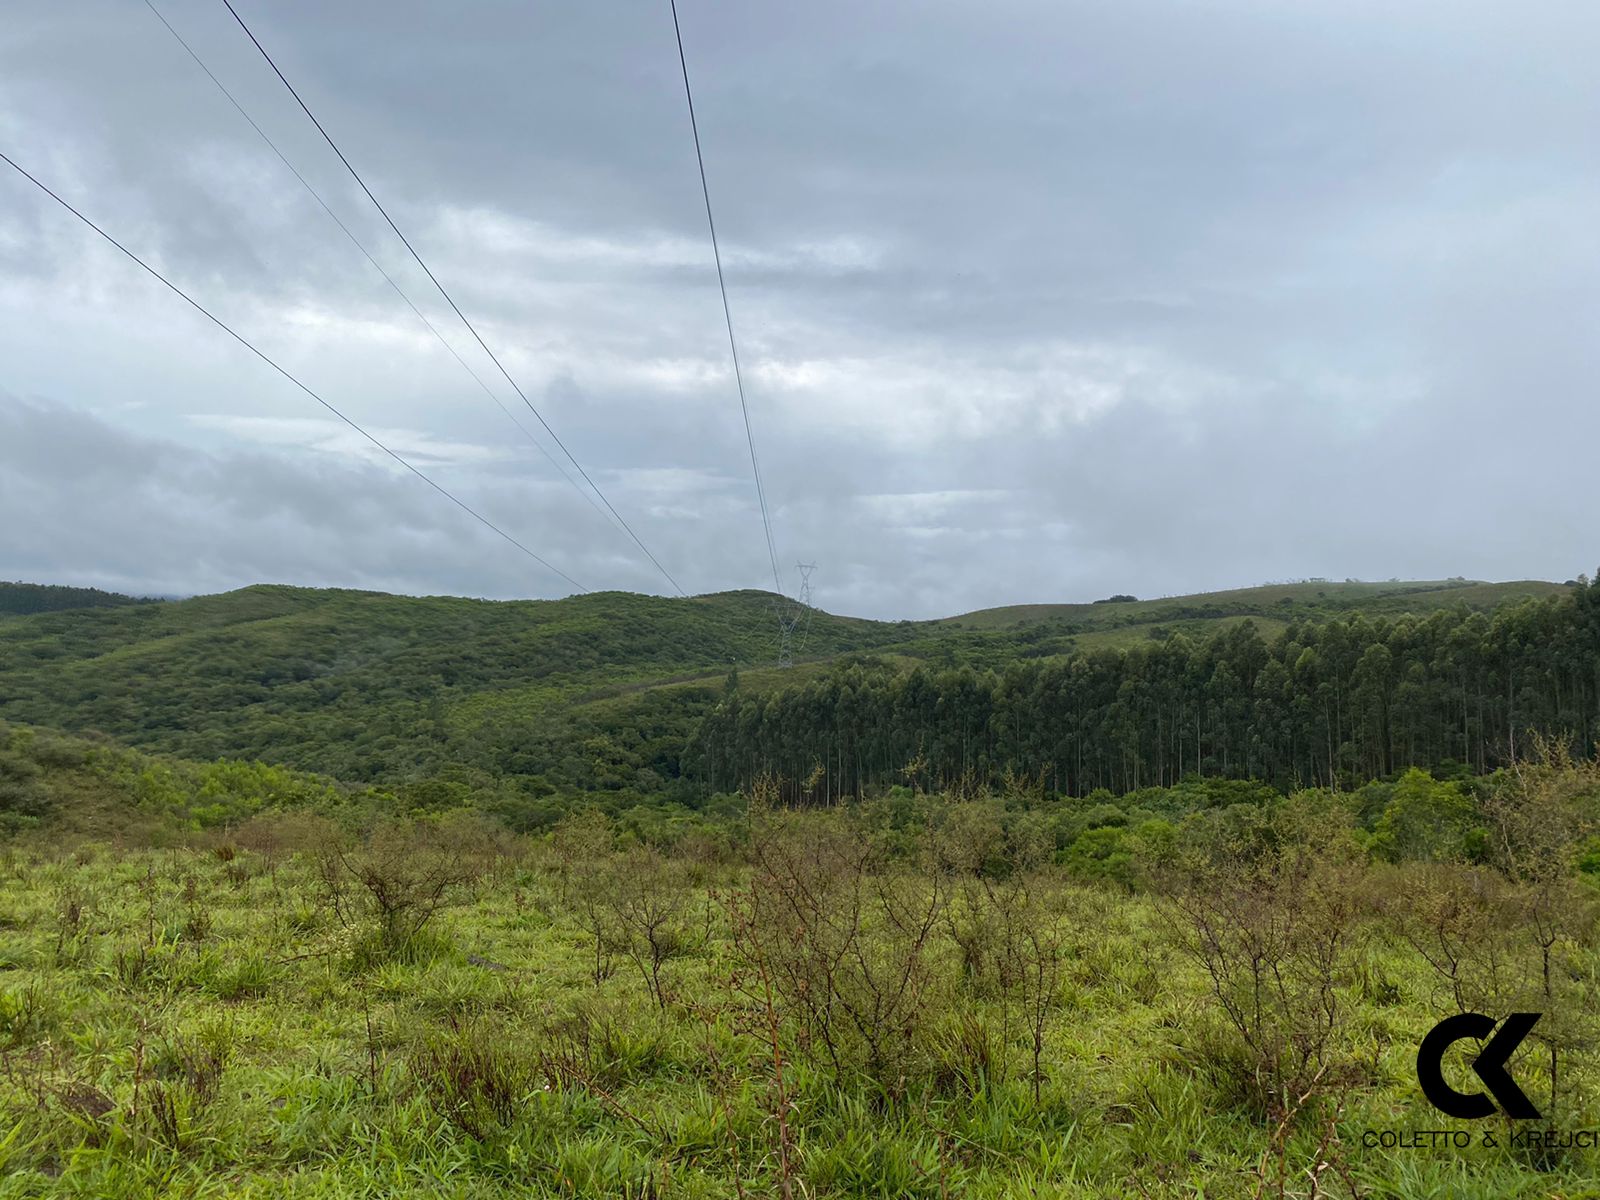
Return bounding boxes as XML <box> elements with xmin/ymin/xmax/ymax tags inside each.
<box><xmin>0</xmin><ymin>833</ymin><xmax>1594</xmax><ymax>1198</ymax></box>
<box><xmin>2</xmin><ymin>731</ymin><xmax>1597</xmax><ymax>1197</ymax></box>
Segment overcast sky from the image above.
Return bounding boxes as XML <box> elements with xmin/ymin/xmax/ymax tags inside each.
<box><xmin>2</xmin><ymin>1</ymin><xmax>1597</xmax><ymax>619</ymax></box>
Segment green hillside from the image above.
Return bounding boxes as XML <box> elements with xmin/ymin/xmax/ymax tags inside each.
<box><xmin>0</xmin><ymin>720</ymin><xmax>365</xmax><ymax>838</ymax></box>
<box><xmin>0</xmin><ymin>585</ymin><xmax>891</xmax><ymax>784</ymax></box>
<box><xmin>944</xmin><ymin>578</ymin><xmax>1567</xmax><ymax>629</ymax></box>
<box><xmin>0</xmin><ymin>576</ymin><xmax>1580</xmax><ymax>826</ymax></box>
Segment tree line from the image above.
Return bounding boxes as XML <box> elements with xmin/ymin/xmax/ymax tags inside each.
<box><xmin>0</xmin><ymin>581</ymin><xmax>155</xmax><ymax>616</ymax></box>
<box><xmin>685</xmin><ymin>576</ymin><xmax>1600</xmax><ymax>801</ymax></box>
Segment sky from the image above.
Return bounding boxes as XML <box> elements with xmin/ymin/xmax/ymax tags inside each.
<box><xmin>2</xmin><ymin>0</ymin><xmax>1597</xmax><ymax>620</ymax></box>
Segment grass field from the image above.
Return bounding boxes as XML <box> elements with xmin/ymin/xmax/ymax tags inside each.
<box><xmin>1</xmin><ymin>780</ymin><xmax>1597</xmax><ymax>1199</ymax></box>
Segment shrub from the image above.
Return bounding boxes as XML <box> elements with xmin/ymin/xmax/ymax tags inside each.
<box><xmin>1157</xmin><ymin>794</ymin><xmax>1369</xmax><ymax>1127</ymax></box>
<box><xmin>410</xmin><ymin>1016</ymin><xmax>532</xmax><ymax>1142</ymax></box>
<box><xmin>724</xmin><ymin>804</ymin><xmax>948</xmax><ymax>1097</ymax></box>
<box><xmin>603</xmin><ymin>847</ymin><xmax>692</xmax><ymax>1009</ymax></box>
<box><xmin>1370</xmin><ymin>768</ymin><xmax>1480</xmax><ymax>863</ymax></box>
<box><xmin>319</xmin><ymin>819</ymin><xmax>483</xmax><ymax>951</ymax></box>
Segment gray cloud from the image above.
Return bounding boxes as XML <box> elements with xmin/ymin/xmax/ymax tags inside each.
<box><xmin>2</xmin><ymin>0</ymin><xmax>1597</xmax><ymax>618</ymax></box>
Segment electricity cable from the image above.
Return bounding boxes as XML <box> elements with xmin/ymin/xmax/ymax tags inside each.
<box><xmin>0</xmin><ymin>149</ymin><xmax>588</xmax><ymax>593</ymax></box>
<box><xmin>668</xmin><ymin>0</ymin><xmax>784</xmax><ymax>596</ymax></box>
<box><xmin>140</xmin><ymin>0</ymin><xmax>615</xmax><ymax>533</ymax></box>
<box><xmin>218</xmin><ymin>0</ymin><xmax>685</xmax><ymax>596</ymax></box>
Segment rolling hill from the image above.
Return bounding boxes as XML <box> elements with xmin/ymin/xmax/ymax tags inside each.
<box><xmin>942</xmin><ymin>578</ymin><xmax>1568</xmax><ymax>629</ymax></box>
<box><xmin>0</xmin><ymin>576</ymin><xmax>1579</xmax><ymax>825</ymax></box>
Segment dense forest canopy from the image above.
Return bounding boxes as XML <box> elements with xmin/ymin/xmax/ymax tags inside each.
<box><xmin>0</xmin><ymin>581</ymin><xmax>157</xmax><ymax>615</ymax></box>
<box><xmin>688</xmin><ymin>578</ymin><xmax>1600</xmax><ymax>802</ymax></box>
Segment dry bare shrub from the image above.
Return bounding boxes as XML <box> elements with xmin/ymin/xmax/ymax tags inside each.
<box><xmin>674</xmin><ymin>828</ymin><xmax>738</xmax><ymax>881</ymax></box>
<box><xmin>433</xmin><ymin>809</ymin><xmax>527</xmax><ymax>890</ymax></box>
<box><xmin>603</xmin><ymin>847</ymin><xmax>693</xmax><ymax>1009</ymax></box>
<box><xmin>547</xmin><ymin>809</ymin><xmax>613</xmax><ymax>904</ymax></box>
<box><xmin>936</xmin><ymin>804</ymin><xmax>1012</xmax><ymax>991</ymax></box>
<box><xmin>1005</xmin><ymin>880</ymin><xmax>1073</xmax><ymax>1103</ymax></box>
<box><xmin>545</xmin><ymin>812</ymin><xmax>629</xmax><ymax>984</ymax></box>
<box><xmin>1382</xmin><ymin>863</ymin><xmax>1522</xmax><ymax>1016</ymax></box>
<box><xmin>934</xmin><ymin>810</ymin><xmax>1073</xmax><ymax>1099</ymax></box>
<box><xmin>942</xmin><ymin>874</ymin><xmax>1009</xmax><ymax>988</ymax></box>
<box><xmin>1157</xmin><ymin>795</ymin><xmax>1370</xmax><ymax>1126</ymax></box>
<box><xmin>1486</xmin><ymin>746</ymin><xmax>1600</xmax><ymax>1059</ymax></box>
<box><xmin>723</xmin><ymin>798</ymin><xmax>948</xmax><ymax>1098</ymax></box>
<box><xmin>234</xmin><ymin>811</ymin><xmax>343</xmax><ymax>872</ymax></box>
<box><xmin>320</xmin><ymin>819</ymin><xmax>483</xmax><ymax>951</ymax></box>
<box><xmin>1485</xmin><ymin>737</ymin><xmax>1599</xmax><ymax>885</ymax></box>
<box><xmin>566</xmin><ymin>873</ymin><xmax>624</xmax><ymax>990</ymax></box>
<box><xmin>1155</xmin><ymin>797</ymin><xmax>1375</xmax><ymax>1198</ymax></box>
<box><xmin>549</xmin><ymin>815</ymin><xmax>695</xmax><ymax>999</ymax></box>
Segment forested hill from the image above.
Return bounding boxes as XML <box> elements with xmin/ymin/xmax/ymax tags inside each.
<box><xmin>0</xmin><ymin>576</ymin><xmax>1585</xmax><ymax>827</ymax></box>
<box><xmin>0</xmin><ymin>581</ymin><xmax>157</xmax><ymax>616</ymax></box>
<box><xmin>0</xmin><ymin>585</ymin><xmax>904</xmax><ymax>799</ymax></box>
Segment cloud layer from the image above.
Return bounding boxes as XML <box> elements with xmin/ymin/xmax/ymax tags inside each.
<box><xmin>3</xmin><ymin>0</ymin><xmax>1597</xmax><ymax>617</ymax></box>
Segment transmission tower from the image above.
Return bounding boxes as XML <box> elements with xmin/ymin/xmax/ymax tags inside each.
<box><xmin>775</xmin><ymin>562</ymin><xmax>816</xmax><ymax>668</ymax></box>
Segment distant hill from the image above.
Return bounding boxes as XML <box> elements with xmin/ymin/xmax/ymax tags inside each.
<box><xmin>0</xmin><ymin>576</ymin><xmax>1575</xmax><ymax>825</ymax></box>
<box><xmin>0</xmin><ymin>581</ymin><xmax>157</xmax><ymax>616</ymax></box>
<box><xmin>0</xmin><ymin>585</ymin><xmax>901</xmax><ymax>791</ymax></box>
<box><xmin>943</xmin><ymin>579</ymin><xmax>1567</xmax><ymax>629</ymax></box>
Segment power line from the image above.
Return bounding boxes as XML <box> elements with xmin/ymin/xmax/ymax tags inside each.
<box><xmin>0</xmin><ymin>149</ymin><xmax>588</xmax><ymax>594</ymax></box>
<box><xmin>668</xmin><ymin>0</ymin><xmax>784</xmax><ymax>597</ymax></box>
<box><xmin>139</xmin><ymin>0</ymin><xmax>617</xmax><ymax>534</ymax></box>
<box><xmin>217</xmin><ymin>0</ymin><xmax>686</xmax><ymax>596</ymax></box>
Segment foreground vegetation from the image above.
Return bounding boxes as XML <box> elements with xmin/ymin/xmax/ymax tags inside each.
<box><xmin>1</xmin><ymin>744</ymin><xmax>1597</xmax><ymax>1197</ymax></box>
